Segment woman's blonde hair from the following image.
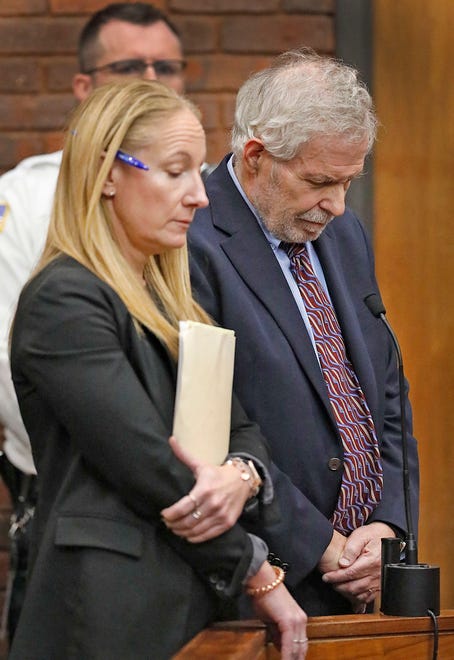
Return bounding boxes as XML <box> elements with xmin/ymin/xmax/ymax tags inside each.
<box><xmin>38</xmin><ymin>79</ymin><xmax>211</xmax><ymax>358</ymax></box>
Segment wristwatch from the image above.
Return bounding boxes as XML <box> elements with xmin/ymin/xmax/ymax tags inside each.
<box><xmin>225</xmin><ymin>457</ymin><xmax>263</xmax><ymax>498</ymax></box>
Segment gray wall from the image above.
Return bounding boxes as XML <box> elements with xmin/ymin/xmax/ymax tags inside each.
<box><xmin>335</xmin><ymin>0</ymin><xmax>374</xmax><ymax>233</ymax></box>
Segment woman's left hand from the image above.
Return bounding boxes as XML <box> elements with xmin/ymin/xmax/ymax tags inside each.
<box><xmin>160</xmin><ymin>436</ymin><xmax>252</xmax><ymax>543</ymax></box>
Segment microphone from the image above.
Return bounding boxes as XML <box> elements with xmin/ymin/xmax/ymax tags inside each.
<box><xmin>364</xmin><ymin>293</ymin><xmax>418</xmax><ymax>563</ymax></box>
<box><xmin>364</xmin><ymin>293</ymin><xmax>439</xmax><ymax>617</ymax></box>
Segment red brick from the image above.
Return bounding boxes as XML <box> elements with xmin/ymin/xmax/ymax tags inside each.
<box><xmin>220</xmin><ymin>94</ymin><xmax>238</xmax><ymax>130</ymax></box>
<box><xmin>0</xmin><ymin>549</ymin><xmax>9</xmax><ymax>584</ymax></box>
<box><xmin>0</xmin><ymin>94</ymin><xmax>75</xmax><ymax>130</ymax></box>
<box><xmin>204</xmin><ymin>129</ymin><xmax>228</xmax><ymax>166</ymax></box>
<box><xmin>188</xmin><ymin>93</ymin><xmax>220</xmax><ymax>130</ymax></box>
<box><xmin>175</xmin><ymin>17</ymin><xmax>219</xmax><ymax>53</ymax></box>
<box><xmin>51</xmin><ymin>0</ymin><xmax>167</xmax><ymax>12</ymax></box>
<box><xmin>0</xmin><ymin>60</ymin><xmax>41</xmax><ymax>93</ymax></box>
<box><xmin>283</xmin><ymin>0</ymin><xmax>335</xmax><ymax>12</ymax></box>
<box><xmin>0</xmin><ymin>514</ymin><xmax>10</xmax><ymax>551</ymax></box>
<box><xmin>0</xmin><ymin>137</ymin><xmax>22</xmax><ymax>172</ymax></box>
<box><xmin>50</xmin><ymin>0</ymin><xmax>164</xmax><ymax>13</ymax></box>
<box><xmin>0</xmin><ymin>0</ymin><xmax>47</xmax><ymax>16</ymax></box>
<box><xmin>42</xmin><ymin>131</ymin><xmax>65</xmax><ymax>154</ymax></box>
<box><xmin>0</xmin><ymin>133</ymin><xmax>57</xmax><ymax>172</ymax></box>
<box><xmin>46</xmin><ymin>59</ymin><xmax>79</xmax><ymax>92</ymax></box>
<box><xmin>0</xmin><ymin>18</ymin><xmax>85</xmax><ymax>54</ymax></box>
<box><xmin>0</xmin><ymin>480</ymin><xmax>10</xmax><ymax>508</ymax></box>
<box><xmin>222</xmin><ymin>15</ymin><xmax>335</xmax><ymax>54</ymax></box>
<box><xmin>186</xmin><ymin>55</ymin><xmax>273</xmax><ymax>93</ymax></box>
<box><xmin>170</xmin><ymin>0</ymin><xmax>279</xmax><ymax>12</ymax></box>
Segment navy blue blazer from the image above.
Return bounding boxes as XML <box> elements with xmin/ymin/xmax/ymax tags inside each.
<box><xmin>188</xmin><ymin>156</ymin><xmax>419</xmax><ymax>615</ymax></box>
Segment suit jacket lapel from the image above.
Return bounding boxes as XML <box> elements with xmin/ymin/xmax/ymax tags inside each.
<box><xmin>208</xmin><ymin>158</ymin><xmax>337</xmax><ymax>426</ymax></box>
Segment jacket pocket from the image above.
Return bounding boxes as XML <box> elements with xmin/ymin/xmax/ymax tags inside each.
<box><xmin>55</xmin><ymin>515</ymin><xmax>143</xmax><ymax>558</ymax></box>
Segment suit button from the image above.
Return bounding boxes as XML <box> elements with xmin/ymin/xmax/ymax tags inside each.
<box><xmin>328</xmin><ymin>457</ymin><xmax>342</xmax><ymax>471</ymax></box>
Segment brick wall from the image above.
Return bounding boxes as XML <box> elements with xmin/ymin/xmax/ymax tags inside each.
<box><xmin>0</xmin><ymin>0</ymin><xmax>335</xmax><ymax>173</ymax></box>
<box><xmin>0</xmin><ymin>1</ymin><xmax>335</xmax><ymax>655</ymax></box>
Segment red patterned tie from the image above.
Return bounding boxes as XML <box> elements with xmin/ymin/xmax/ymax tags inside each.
<box><xmin>284</xmin><ymin>242</ymin><xmax>383</xmax><ymax>534</ymax></box>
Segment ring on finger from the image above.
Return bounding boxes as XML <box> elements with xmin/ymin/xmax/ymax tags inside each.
<box><xmin>188</xmin><ymin>492</ymin><xmax>199</xmax><ymax>509</ymax></box>
<box><xmin>192</xmin><ymin>508</ymin><xmax>202</xmax><ymax>520</ymax></box>
<box><xmin>293</xmin><ymin>638</ymin><xmax>308</xmax><ymax>643</ymax></box>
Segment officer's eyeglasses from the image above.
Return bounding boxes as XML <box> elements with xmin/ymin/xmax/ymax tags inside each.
<box><xmin>84</xmin><ymin>59</ymin><xmax>186</xmax><ymax>78</ymax></box>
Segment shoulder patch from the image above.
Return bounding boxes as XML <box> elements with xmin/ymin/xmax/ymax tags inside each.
<box><xmin>0</xmin><ymin>202</ymin><xmax>9</xmax><ymax>233</ymax></box>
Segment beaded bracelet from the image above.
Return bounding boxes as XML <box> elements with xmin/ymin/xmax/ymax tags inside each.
<box><xmin>245</xmin><ymin>565</ymin><xmax>285</xmax><ymax>598</ymax></box>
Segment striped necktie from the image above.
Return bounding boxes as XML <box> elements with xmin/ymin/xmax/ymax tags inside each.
<box><xmin>284</xmin><ymin>242</ymin><xmax>383</xmax><ymax>534</ymax></box>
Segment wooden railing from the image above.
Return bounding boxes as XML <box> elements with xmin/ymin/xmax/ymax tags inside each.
<box><xmin>174</xmin><ymin>610</ymin><xmax>454</xmax><ymax>659</ymax></box>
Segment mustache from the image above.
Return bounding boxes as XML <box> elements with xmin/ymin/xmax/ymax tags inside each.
<box><xmin>297</xmin><ymin>209</ymin><xmax>333</xmax><ymax>224</ymax></box>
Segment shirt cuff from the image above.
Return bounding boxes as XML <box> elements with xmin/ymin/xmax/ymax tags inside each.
<box><xmin>244</xmin><ymin>533</ymin><xmax>269</xmax><ymax>581</ymax></box>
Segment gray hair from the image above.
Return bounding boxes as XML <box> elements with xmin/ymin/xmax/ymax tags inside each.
<box><xmin>231</xmin><ymin>48</ymin><xmax>377</xmax><ymax>161</ymax></box>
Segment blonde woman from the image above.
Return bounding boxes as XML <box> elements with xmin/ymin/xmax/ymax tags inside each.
<box><xmin>9</xmin><ymin>81</ymin><xmax>307</xmax><ymax>659</ymax></box>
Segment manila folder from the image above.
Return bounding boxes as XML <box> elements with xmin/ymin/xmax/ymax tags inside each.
<box><xmin>172</xmin><ymin>321</ymin><xmax>236</xmax><ymax>465</ymax></box>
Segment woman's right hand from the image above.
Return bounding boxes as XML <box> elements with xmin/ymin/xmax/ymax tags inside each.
<box><xmin>246</xmin><ymin>562</ymin><xmax>308</xmax><ymax>660</ymax></box>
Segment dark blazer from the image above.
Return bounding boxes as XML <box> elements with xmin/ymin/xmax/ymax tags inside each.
<box><xmin>188</xmin><ymin>156</ymin><xmax>419</xmax><ymax>615</ymax></box>
<box><xmin>10</xmin><ymin>255</ymin><xmax>277</xmax><ymax>660</ymax></box>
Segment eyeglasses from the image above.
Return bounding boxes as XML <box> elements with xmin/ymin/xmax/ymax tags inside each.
<box><xmin>85</xmin><ymin>58</ymin><xmax>186</xmax><ymax>78</ymax></box>
<box><xmin>115</xmin><ymin>150</ymin><xmax>150</xmax><ymax>171</ymax></box>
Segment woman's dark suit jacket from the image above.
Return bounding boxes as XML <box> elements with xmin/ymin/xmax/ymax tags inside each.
<box><xmin>9</xmin><ymin>256</ymin><xmax>276</xmax><ymax>660</ymax></box>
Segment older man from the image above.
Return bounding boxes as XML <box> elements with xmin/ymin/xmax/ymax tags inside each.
<box><xmin>188</xmin><ymin>48</ymin><xmax>419</xmax><ymax>616</ymax></box>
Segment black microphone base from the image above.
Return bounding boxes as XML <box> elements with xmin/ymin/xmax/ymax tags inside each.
<box><xmin>381</xmin><ymin>563</ymin><xmax>440</xmax><ymax>616</ymax></box>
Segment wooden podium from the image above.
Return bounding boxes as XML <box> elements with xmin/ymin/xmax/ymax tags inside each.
<box><xmin>174</xmin><ymin>610</ymin><xmax>454</xmax><ymax>659</ymax></box>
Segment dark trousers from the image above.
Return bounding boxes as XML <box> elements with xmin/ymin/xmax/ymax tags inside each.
<box><xmin>0</xmin><ymin>453</ymin><xmax>36</xmax><ymax>645</ymax></box>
